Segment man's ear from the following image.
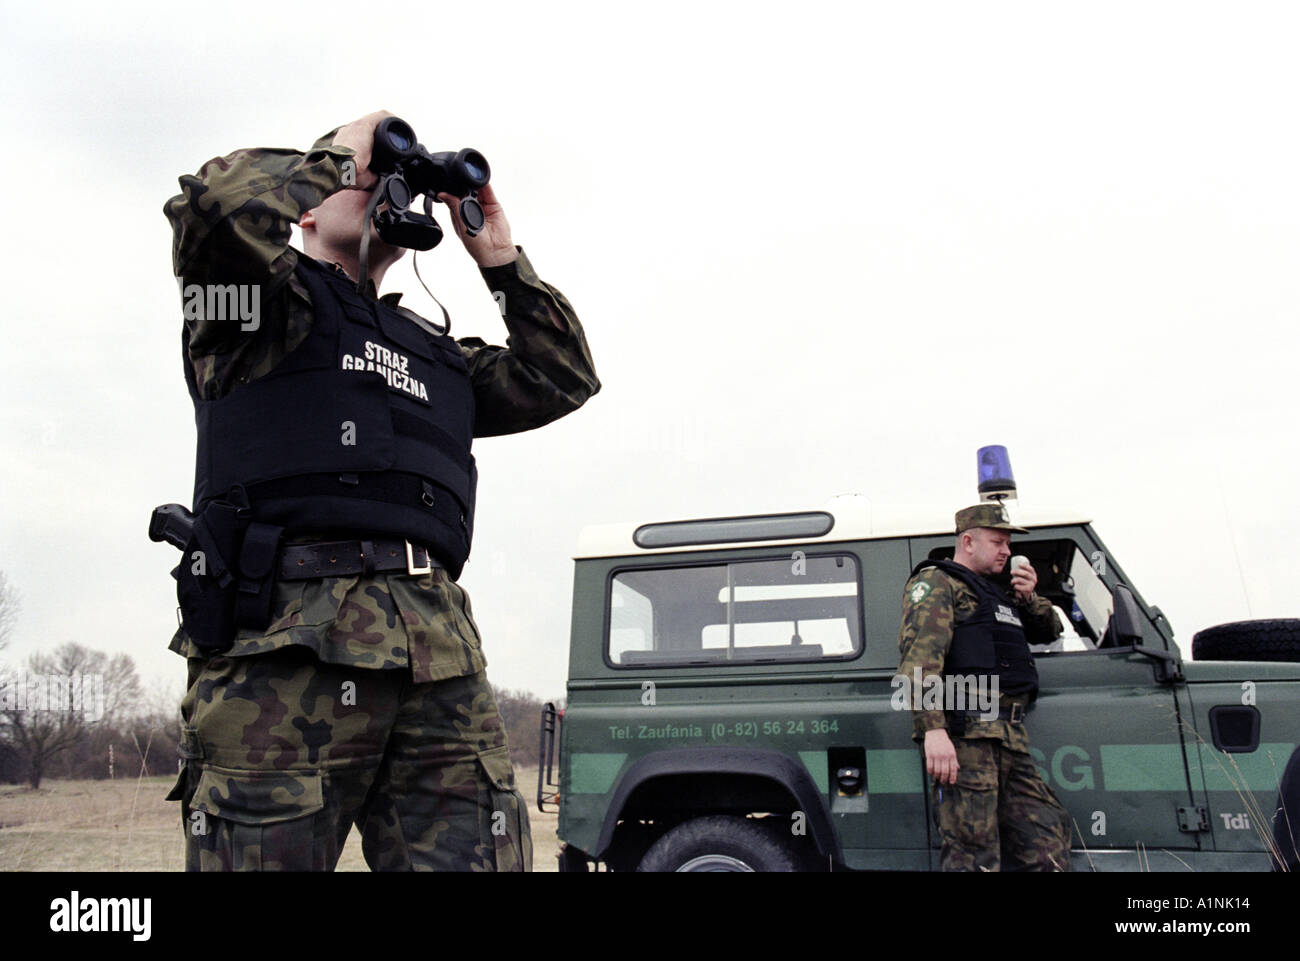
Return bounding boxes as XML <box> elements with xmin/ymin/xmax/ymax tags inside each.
<box><xmin>300</xmin><ymin>209</ymin><xmax>316</xmax><ymax>230</ymax></box>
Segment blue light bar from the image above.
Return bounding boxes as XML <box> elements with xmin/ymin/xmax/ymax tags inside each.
<box><xmin>977</xmin><ymin>445</ymin><xmax>1017</xmax><ymax>497</ymax></box>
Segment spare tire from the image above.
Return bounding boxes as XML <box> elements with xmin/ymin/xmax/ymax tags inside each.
<box><xmin>1192</xmin><ymin>619</ymin><xmax>1300</xmax><ymax>662</ymax></box>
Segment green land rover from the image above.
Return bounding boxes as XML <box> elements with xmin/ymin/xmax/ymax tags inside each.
<box><xmin>538</xmin><ymin>454</ymin><xmax>1300</xmax><ymax>872</ymax></box>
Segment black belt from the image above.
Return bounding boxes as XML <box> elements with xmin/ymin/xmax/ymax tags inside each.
<box><xmin>279</xmin><ymin>539</ymin><xmax>443</xmax><ymax>580</ymax></box>
<box><xmin>954</xmin><ymin>703</ymin><xmax>1027</xmax><ymax>724</ymax></box>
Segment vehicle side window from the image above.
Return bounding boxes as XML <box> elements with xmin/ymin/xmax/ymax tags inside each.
<box><xmin>608</xmin><ymin>554</ymin><xmax>862</xmax><ymax>667</ymax></box>
<box><xmin>1057</xmin><ymin>544</ymin><xmax>1113</xmax><ymax>647</ymax></box>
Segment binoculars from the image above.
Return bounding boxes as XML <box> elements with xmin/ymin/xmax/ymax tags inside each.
<box><xmin>368</xmin><ymin>117</ymin><xmax>491</xmax><ymax>251</ymax></box>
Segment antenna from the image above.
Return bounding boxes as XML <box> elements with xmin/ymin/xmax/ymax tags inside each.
<box><xmin>1216</xmin><ymin>469</ymin><xmax>1254</xmax><ymax>617</ymax></box>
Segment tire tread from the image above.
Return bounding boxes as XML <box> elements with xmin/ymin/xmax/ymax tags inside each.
<box><xmin>1192</xmin><ymin>618</ymin><xmax>1300</xmax><ymax>662</ymax></box>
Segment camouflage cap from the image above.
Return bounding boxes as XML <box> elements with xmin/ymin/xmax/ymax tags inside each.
<box><xmin>955</xmin><ymin>502</ymin><xmax>1029</xmax><ymax>535</ymax></box>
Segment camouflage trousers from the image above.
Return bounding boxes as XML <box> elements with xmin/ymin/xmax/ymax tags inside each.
<box><xmin>931</xmin><ymin>737</ymin><xmax>1072</xmax><ymax>872</ymax></box>
<box><xmin>167</xmin><ymin>646</ymin><xmax>531</xmax><ymax>871</ymax></box>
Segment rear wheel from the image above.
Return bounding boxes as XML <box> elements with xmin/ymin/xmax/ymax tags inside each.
<box><xmin>636</xmin><ymin>815</ymin><xmax>802</xmax><ymax>872</ymax></box>
<box><xmin>1191</xmin><ymin>619</ymin><xmax>1300</xmax><ymax>662</ymax></box>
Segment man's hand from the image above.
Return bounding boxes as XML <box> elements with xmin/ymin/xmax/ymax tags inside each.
<box><xmin>924</xmin><ymin>728</ymin><xmax>960</xmax><ymax>785</ymax></box>
<box><xmin>1010</xmin><ymin>560</ymin><xmax>1038</xmax><ymax>603</ymax></box>
<box><xmin>436</xmin><ymin>183</ymin><xmax>518</xmax><ymax>268</ymax></box>
<box><xmin>332</xmin><ymin>110</ymin><xmax>396</xmax><ymax>191</ymax></box>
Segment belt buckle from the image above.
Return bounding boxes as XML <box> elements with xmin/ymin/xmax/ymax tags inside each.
<box><xmin>405</xmin><ymin>541</ymin><xmax>432</xmax><ymax>576</ymax></box>
<box><xmin>1008</xmin><ymin>702</ymin><xmax>1025</xmax><ymax>724</ymax></box>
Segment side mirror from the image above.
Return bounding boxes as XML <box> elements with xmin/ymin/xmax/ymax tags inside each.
<box><xmin>1108</xmin><ymin>584</ymin><xmax>1144</xmax><ymax>646</ymax></box>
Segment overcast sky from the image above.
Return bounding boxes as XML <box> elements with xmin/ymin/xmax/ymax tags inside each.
<box><xmin>1</xmin><ymin>1</ymin><xmax>1297</xmax><ymax>706</ymax></box>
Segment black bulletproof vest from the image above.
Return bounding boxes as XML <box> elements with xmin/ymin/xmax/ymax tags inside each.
<box><xmin>912</xmin><ymin>558</ymin><xmax>1039</xmax><ymax>699</ymax></box>
<box><xmin>183</xmin><ymin>253</ymin><xmax>477</xmax><ymax>578</ymax></box>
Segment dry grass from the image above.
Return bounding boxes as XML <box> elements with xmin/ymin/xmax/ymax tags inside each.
<box><xmin>0</xmin><ymin>766</ymin><xmax>559</xmax><ymax>872</ymax></box>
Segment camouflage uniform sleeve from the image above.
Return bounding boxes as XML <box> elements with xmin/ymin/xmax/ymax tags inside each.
<box><xmin>163</xmin><ymin>128</ymin><xmax>356</xmax><ymax>351</ymax></box>
<box><xmin>897</xmin><ymin>569</ymin><xmax>958</xmax><ymax>737</ymax></box>
<box><xmin>456</xmin><ymin>248</ymin><xmax>600</xmax><ymax>437</ymax></box>
<box><xmin>1019</xmin><ymin>592</ymin><xmax>1063</xmax><ymax>645</ymax></box>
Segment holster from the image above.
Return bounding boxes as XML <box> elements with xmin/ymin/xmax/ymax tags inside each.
<box><xmin>166</xmin><ymin>488</ymin><xmax>283</xmax><ymax>654</ymax></box>
<box><xmin>945</xmin><ymin>710</ymin><xmax>969</xmax><ymax>739</ymax></box>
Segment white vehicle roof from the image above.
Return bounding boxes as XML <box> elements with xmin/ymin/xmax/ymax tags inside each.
<box><xmin>574</xmin><ymin>495</ymin><xmax>1091</xmax><ymax>559</ymax></box>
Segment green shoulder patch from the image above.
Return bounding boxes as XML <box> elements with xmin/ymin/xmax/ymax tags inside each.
<box><xmin>909</xmin><ymin>581</ymin><xmax>932</xmax><ymax>605</ymax></box>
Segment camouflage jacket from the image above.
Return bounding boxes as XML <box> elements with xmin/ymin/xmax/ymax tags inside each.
<box><xmin>163</xmin><ymin>128</ymin><xmax>600</xmax><ymax>680</ymax></box>
<box><xmin>896</xmin><ymin>565</ymin><xmax>1061</xmax><ymax>751</ymax></box>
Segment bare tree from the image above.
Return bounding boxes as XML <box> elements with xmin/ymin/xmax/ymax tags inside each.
<box><xmin>0</xmin><ymin>642</ymin><xmax>142</xmax><ymax>789</ymax></box>
<box><xmin>0</xmin><ymin>571</ymin><xmax>18</xmax><ymax>656</ymax></box>
<box><xmin>118</xmin><ymin>674</ymin><xmax>185</xmax><ymax>779</ymax></box>
<box><xmin>0</xmin><ymin>572</ymin><xmax>20</xmax><ymax>780</ymax></box>
<box><xmin>493</xmin><ymin>686</ymin><xmax>554</xmax><ymax>768</ymax></box>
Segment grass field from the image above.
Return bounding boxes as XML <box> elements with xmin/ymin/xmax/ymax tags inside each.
<box><xmin>0</xmin><ymin>767</ymin><xmax>559</xmax><ymax>872</ymax></box>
